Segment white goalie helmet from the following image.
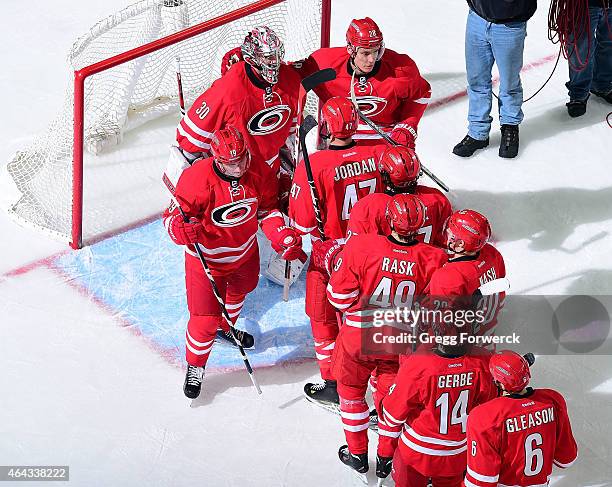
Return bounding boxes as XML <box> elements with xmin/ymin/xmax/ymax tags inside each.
<box><xmin>241</xmin><ymin>26</ymin><xmax>285</xmax><ymax>85</ymax></box>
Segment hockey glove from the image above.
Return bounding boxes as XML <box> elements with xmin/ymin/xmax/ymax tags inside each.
<box><xmin>221</xmin><ymin>47</ymin><xmax>243</xmax><ymax>76</ymax></box>
<box><xmin>390</xmin><ymin>124</ymin><xmax>417</xmax><ymax>149</ymax></box>
<box><xmin>311</xmin><ymin>238</ymin><xmax>344</xmax><ymax>275</ymax></box>
<box><xmin>167</xmin><ymin>213</ymin><xmax>206</xmax><ymax>245</ymax></box>
<box><xmin>270</xmin><ymin>226</ymin><xmax>307</xmax><ymax>261</ymax></box>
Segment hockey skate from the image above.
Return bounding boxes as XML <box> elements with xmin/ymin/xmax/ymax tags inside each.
<box><xmin>369</xmin><ymin>408</ymin><xmax>379</xmax><ymax>432</ymax></box>
<box><xmin>303</xmin><ymin>380</ymin><xmax>339</xmax><ymax>414</ymax></box>
<box><xmin>215</xmin><ymin>327</ymin><xmax>254</xmax><ymax>349</ymax></box>
<box><xmin>183</xmin><ymin>364</ymin><xmax>205</xmax><ymax>399</ymax></box>
<box><xmin>338</xmin><ymin>445</ymin><xmax>369</xmax><ymax>484</ymax></box>
<box><xmin>376</xmin><ymin>455</ymin><xmax>393</xmax><ymax>486</ymax></box>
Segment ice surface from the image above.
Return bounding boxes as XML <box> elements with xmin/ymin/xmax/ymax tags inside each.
<box><xmin>1</xmin><ymin>1</ymin><xmax>612</xmax><ymax>486</ymax></box>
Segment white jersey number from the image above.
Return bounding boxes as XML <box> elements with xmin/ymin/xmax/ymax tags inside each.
<box><xmin>435</xmin><ymin>390</ymin><xmax>470</xmax><ymax>435</ymax></box>
<box><xmin>369</xmin><ymin>277</ymin><xmax>416</xmax><ymax>309</ymax></box>
<box><xmin>341</xmin><ymin>178</ymin><xmax>377</xmax><ymax>221</ymax></box>
<box><xmin>524</xmin><ymin>433</ymin><xmax>544</xmax><ymax>477</ymax></box>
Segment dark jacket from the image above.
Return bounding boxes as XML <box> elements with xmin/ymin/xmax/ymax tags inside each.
<box><xmin>467</xmin><ymin>0</ymin><xmax>537</xmax><ymax>23</ymax></box>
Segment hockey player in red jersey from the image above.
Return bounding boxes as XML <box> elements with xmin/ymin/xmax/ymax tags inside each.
<box><xmin>377</xmin><ymin>316</ymin><xmax>497</xmax><ymax>486</ymax></box>
<box><xmin>464</xmin><ymin>350</ymin><xmax>578</xmax><ymax>487</ymax></box>
<box><xmin>163</xmin><ymin>125</ymin><xmax>305</xmax><ymax>399</ymax></box>
<box><xmin>296</xmin><ymin>17</ymin><xmax>431</xmax><ymax>147</ymax></box>
<box><xmin>347</xmin><ymin>145</ymin><xmax>452</xmax><ymax>246</ymax></box>
<box><xmin>428</xmin><ymin>210</ymin><xmax>506</xmax><ymax>340</ymax></box>
<box><xmin>169</xmin><ymin>26</ymin><xmax>301</xmax><ymax>200</ymax></box>
<box><xmin>288</xmin><ymin>96</ymin><xmax>386</xmax><ymax>409</ymax></box>
<box><xmin>325</xmin><ymin>194</ymin><xmax>447</xmax><ymax>475</ymax></box>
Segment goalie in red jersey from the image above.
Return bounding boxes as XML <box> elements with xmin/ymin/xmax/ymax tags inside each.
<box><xmin>324</xmin><ymin>194</ymin><xmax>447</xmax><ymax>476</ymax></box>
<box><xmin>166</xmin><ymin>26</ymin><xmax>301</xmax><ymax>203</ymax></box>
<box><xmin>288</xmin><ymin>96</ymin><xmax>387</xmax><ymax>410</ymax></box>
<box><xmin>163</xmin><ymin>125</ymin><xmax>304</xmax><ymax>399</ymax></box>
<box><xmin>428</xmin><ymin>210</ymin><xmax>507</xmax><ymax>342</ymax></box>
<box><xmin>377</xmin><ymin>312</ymin><xmax>497</xmax><ymax>486</ymax></box>
<box><xmin>297</xmin><ymin>16</ymin><xmax>431</xmax><ymax>148</ymax></box>
<box><xmin>464</xmin><ymin>350</ymin><xmax>577</xmax><ymax>487</ymax></box>
<box><xmin>347</xmin><ymin>145</ymin><xmax>452</xmax><ymax>246</ymax></box>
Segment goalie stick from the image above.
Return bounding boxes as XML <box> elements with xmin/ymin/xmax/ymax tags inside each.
<box><xmin>171</xmin><ymin>56</ymin><xmax>261</xmax><ymax>395</ymax></box>
<box><xmin>282</xmin><ymin>68</ymin><xmax>337</xmax><ymax>301</ymax></box>
<box><xmin>349</xmin><ymin>71</ymin><xmax>450</xmax><ymax>193</ymax></box>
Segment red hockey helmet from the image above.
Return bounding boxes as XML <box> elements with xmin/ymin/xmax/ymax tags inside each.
<box><xmin>385</xmin><ymin>194</ymin><xmax>426</xmax><ymax>236</ymax></box>
<box><xmin>489</xmin><ymin>350</ymin><xmax>531</xmax><ymax>393</ymax></box>
<box><xmin>378</xmin><ymin>146</ymin><xmax>421</xmax><ymax>193</ymax></box>
<box><xmin>346</xmin><ymin>17</ymin><xmax>385</xmax><ymax>61</ymax></box>
<box><xmin>321</xmin><ymin>96</ymin><xmax>359</xmax><ymax>139</ymax></box>
<box><xmin>445</xmin><ymin>209</ymin><xmax>491</xmax><ymax>253</ymax></box>
<box><xmin>210</xmin><ymin>125</ymin><xmax>250</xmax><ymax>178</ymax></box>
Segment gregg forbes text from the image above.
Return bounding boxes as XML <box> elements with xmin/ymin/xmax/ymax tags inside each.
<box><xmin>370</xmin><ymin>306</ymin><xmax>521</xmax><ymax>347</ymax></box>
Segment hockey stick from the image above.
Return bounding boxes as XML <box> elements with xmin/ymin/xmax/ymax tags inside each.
<box><xmin>477</xmin><ymin>277</ymin><xmax>510</xmax><ymax>296</ymax></box>
<box><xmin>166</xmin><ymin>192</ymin><xmax>262</xmax><ymax>395</ymax></box>
<box><xmin>175</xmin><ymin>57</ymin><xmax>186</xmax><ymax>117</ymax></box>
<box><xmin>299</xmin><ymin>115</ymin><xmax>326</xmax><ymax>239</ymax></box>
<box><xmin>349</xmin><ymin>71</ymin><xmax>450</xmax><ymax>193</ymax></box>
<box><xmin>173</xmin><ymin>57</ymin><xmax>261</xmax><ymax>394</ymax></box>
<box><xmin>283</xmin><ymin>68</ymin><xmax>337</xmax><ymax>300</ymax></box>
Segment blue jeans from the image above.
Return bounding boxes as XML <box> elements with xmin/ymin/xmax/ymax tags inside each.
<box><xmin>465</xmin><ymin>10</ymin><xmax>527</xmax><ymax>140</ymax></box>
<box><xmin>566</xmin><ymin>6</ymin><xmax>612</xmax><ymax>101</ymax></box>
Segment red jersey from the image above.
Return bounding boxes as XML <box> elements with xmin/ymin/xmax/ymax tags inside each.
<box><xmin>327</xmin><ymin>234</ymin><xmax>447</xmax><ymax>328</ymax></box>
<box><xmin>428</xmin><ymin>244</ymin><xmax>506</xmax><ymax>338</ymax></box>
<box><xmin>296</xmin><ymin>47</ymin><xmax>431</xmax><ymax>144</ymax></box>
<box><xmin>163</xmin><ymin>158</ymin><xmax>283</xmax><ymax>274</ymax></box>
<box><xmin>176</xmin><ymin>61</ymin><xmax>301</xmax><ymax>180</ymax></box>
<box><xmin>378</xmin><ymin>349</ymin><xmax>497</xmax><ymax>476</ymax></box>
<box><xmin>347</xmin><ymin>187</ymin><xmax>452</xmax><ymax>245</ymax></box>
<box><xmin>464</xmin><ymin>388</ymin><xmax>578</xmax><ymax>487</ymax></box>
<box><xmin>288</xmin><ymin>143</ymin><xmax>386</xmax><ymax>240</ymax></box>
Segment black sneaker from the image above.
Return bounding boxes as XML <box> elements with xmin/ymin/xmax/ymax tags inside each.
<box><xmin>338</xmin><ymin>445</ymin><xmax>369</xmax><ymax>474</ymax></box>
<box><xmin>303</xmin><ymin>380</ymin><xmax>339</xmax><ymax>413</ymax></box>
<box><xmin>566</xmin><ymin>99</ymin><xmax>587</xmax><ymax>118</ymax></box>
<box><xmin>376</xmin><ymin>454</ymin><xmax>393</xmax><ymax>479</ymax></box>
<box><xmin>216</xmin><ymin>327</ymin><xmax>254</xmax><ymax>349</ymax></box>
<box><xmin>499</xmin><ymin>124</ymin><xmax>519</xmax><ymax>159</ymax></box>
<box><xmin>452</xmin><ymin>135</ymin><xmax>489</xmax><ymax>157</ymax></box>
<box><xmin>590</xmin><ymin>89</ymin><xmax>612</xmax><ymax>104</ymax></box>
<box><xmin>183</xmin><ymin>364</ymin><xmax>205</xmax><ymax>399</ymax></box>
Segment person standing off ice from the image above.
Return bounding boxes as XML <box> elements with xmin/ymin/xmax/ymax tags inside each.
<box><xmin>565</xmin><ymin>0</ymin><xmax>612</xmax><ymax>117</ymax></box>
<box><xmin>453</xmin><ymin>0</ymin><xmax>537</xmax><ymax>159</ymax></box>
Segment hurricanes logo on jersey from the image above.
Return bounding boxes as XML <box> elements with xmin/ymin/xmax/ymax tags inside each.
<box><xmin>247</xmin><ymin>105</ymin><xmax>292</xmax><ymax>135</ymax></box>
<box><xmin>211</xmin><ymin>198</ymin><xmax>258</xmax><ymax>227</ymax></box>
<box><xmin>355</xmin><ymin>95</ymin><xmax>388</xmax><ymax>117</ymax></box>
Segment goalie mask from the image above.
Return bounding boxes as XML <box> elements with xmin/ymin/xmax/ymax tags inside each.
<box><xmin>241</xmin><ymin>26</ymin><xmax>285</xmax><ymax>85</ymax></box>
<box><xmin>210</xmin><ymin>125</ymin><xmax>250</xmax><ymax>178</ymax></box>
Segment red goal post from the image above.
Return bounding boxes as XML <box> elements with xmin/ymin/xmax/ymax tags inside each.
<box><xmin>7</xmin><ymin>0</ymin><xmax>331</xmax><ymax>249</ymax></box>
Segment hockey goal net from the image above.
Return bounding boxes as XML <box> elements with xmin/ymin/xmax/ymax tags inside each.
<box><xmin>6</xmin><ymin>0</ymin><xmax>330</xmax><ymax>248</ymax></box>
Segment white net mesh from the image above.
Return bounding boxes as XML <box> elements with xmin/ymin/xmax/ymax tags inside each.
<box><xmin>7</xmin><ymin>0</ymin><xmax>323</xmax><ymax>245</ymax></box>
